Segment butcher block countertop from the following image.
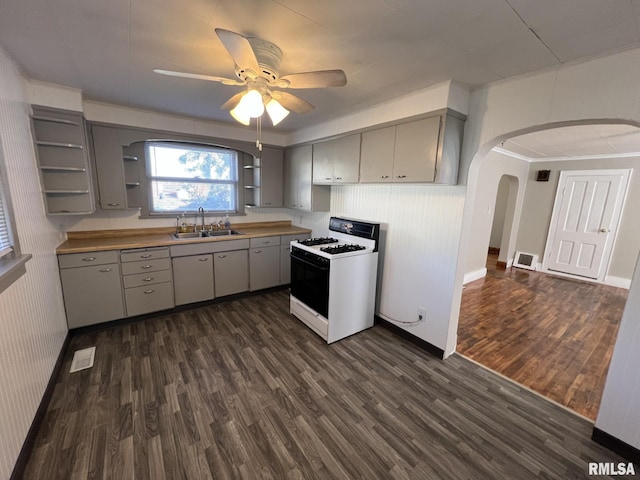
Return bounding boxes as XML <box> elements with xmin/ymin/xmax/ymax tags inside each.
<box><xmin>56</xmin><ymin>221</ymin><xmax>312</xmax><ymax>254</ymax></box>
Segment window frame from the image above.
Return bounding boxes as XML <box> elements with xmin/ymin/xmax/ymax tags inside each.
<box><xmin>0</xmin><ymin>148</ymin><xmax>31</xmax><ymax>294</ymax></box>
<box><xmin>144</xmin><ymin>140</ymin><xmax>242</xmax><ymax>217</ymax></box>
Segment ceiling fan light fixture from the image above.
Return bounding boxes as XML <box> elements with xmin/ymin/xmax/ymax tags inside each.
<box><xmin>265</xmin><ymin>98</ymin><xmax>289</xmax><ymax>126</ymax></box>
<box><xmin>242</xmin><ymin>89</ymin><xmax>265</xmax><ymax>118</ymax></box>
<box><xmin>229</xmin><ymin>104</ymin><xmax>251</xmax><ymax>125</ymax></box>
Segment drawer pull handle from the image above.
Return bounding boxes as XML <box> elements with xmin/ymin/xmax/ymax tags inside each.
<box><xmin>336</xmin><ymin>177</ymin><xmax>342</xmax><ymax>180</ymax></box>
<box><xmin>98</xmin><ymin>268</ymin><xmax>112</xmax><ymax>273</ymax></box>
<box><xmin>396</xmin><ymin>175</ymin><xmax>407</xmax><ymax>178</ymax></box>
<box><xmin>140</xmin><ymin>254</ymin><xmax>152</xmax><ymax>259</ymax></box>
<box><xmin>217</xmin><ymin>255</ymin><xmax>227</xmax><ymax>259</ymax></box>
<box><xmin>141</xmin><ymin>265</ymin><xmax>153</xmax><ymax>269</ymax></box>
<box><xmin>380</xmin><ymin>175</ymin><xmax>389</xmax><ymax>179</ymax></box>
<box><xmin>254</xmin><ymin>250</ymin><xmax>262</xmax><ymax>253</ymax></box>
<box><xmin>143</xmin><ymin>289</ymin><xmax>155</xmax><ymax>294</ymax></box>
<box><xmin>262</xmin><ymin>240</ymin><xmax>270</xmax><ymax>244</ymax></box>
<box><xmin>142</xmin><ymin>277</ymin><xmax>154</xmax><ymax>282</ymax></box>
<box><xmin>82</xmin><ymin>257</ymin><xmax>96</xmax><ymax>262</ymax></box>
<box><xmin>325</xmin><ymin>177</ymin><xmax>332</xmax><ymax>180</ymax></box>
<box><xmin>199</xmin><ymin>257</ymin><xmax>209</xmax><ymax>262</ymax></box>
<box><xmin>107</xmin><ymin>203</ymin><xmax>120</xmax><ymax>207</ymax></box>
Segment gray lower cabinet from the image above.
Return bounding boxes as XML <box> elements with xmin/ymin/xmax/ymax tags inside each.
<box><xmin>172</xmin><ymin>254</ymin><xmax>214</xmax><ymax>305</ymax></box>
<box><xmin>279</xmin><ymin>233</ymin><xmax>310</xmax><ymax>285</ymax></box>
<box><xmin>214</xmin><ymin>249</ymin><xmax>249</xmax><ymax>297</ymax></box>
<box><xmin>58</xmin><ymin>251</ymin><xmax>124</xmax><ymax>328</ymax></box>
<box><xmin>250</xmin><ymin>237</ymin><xmax>281</xmax><ymax>291</ymax></box>
<box><xmin>121</xmin><ymin>247</ymin><xmax>174</xmax><ymax>316</ymax></box>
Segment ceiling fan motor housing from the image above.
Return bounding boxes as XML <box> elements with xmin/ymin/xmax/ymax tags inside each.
<box><xmin>238</xmin><ymin>37</ymin><xmax>283</xmax><ymax>82</ymax></box>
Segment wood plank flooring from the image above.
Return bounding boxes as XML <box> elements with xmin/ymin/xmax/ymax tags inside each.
<box><xmin>458</xmin><ymin>254</ymin><xmax>628</xmax><ymax>421</ymax></box>
<box><xmin>20</xmin><ymin>289</ymin><xmax>631</xmax><ymax>479</ymax></box>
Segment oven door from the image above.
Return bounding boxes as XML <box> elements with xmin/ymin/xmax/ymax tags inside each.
<box><xmin>290</xmin><ymin>250</ymin><xmax>330</xmax><ymax>318</ymax></box>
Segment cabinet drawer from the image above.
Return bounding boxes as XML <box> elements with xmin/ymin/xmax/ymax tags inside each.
<box><xmin>123</xmin><ymin>269</ymin><xmax>173</xmax><ymax>288</ymax></box>
<box><xmin>125</xmin><ymin>282</ymin><xmax>174</xmax><ymax>317</ymax></box>
<box><xmin>59</xmin><ymin>250</ymin><xmax>119</xmax><ymax>269</ymax></box>
<box><xmin>121</xmin><ymin>247</ymin><xmax>169</xmax><ymax>263</ymax></box>
<box><xmin>121</xmin><ymin>257</ymin><xmax>171</xmax><ymax>276</ymax></box>
<box><xmin>250</xmin><ymin>236</ymin><xmax>281</xmax><ymax>247</ymax></box>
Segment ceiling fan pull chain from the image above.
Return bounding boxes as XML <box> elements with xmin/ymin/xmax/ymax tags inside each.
<box><xmin>256</xmin><ymin>116</ymin><xmax>263</xmax><ymax>151</ymax></box>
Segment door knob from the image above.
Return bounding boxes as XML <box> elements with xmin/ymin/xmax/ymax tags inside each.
<box><xmin>599</xmin><ymin>228</ymin><xmax>610</xmax><ymax>233</ymax></box>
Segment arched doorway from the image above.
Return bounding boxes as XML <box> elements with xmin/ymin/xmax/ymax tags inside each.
<box><xmin>456</xmin><ymin>122</ymin><xmax>639</xmax><ymax>420</ymax></box>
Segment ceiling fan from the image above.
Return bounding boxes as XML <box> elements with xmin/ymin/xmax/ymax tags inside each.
<box><xmin>154</xmin><ymin>28</ymin><xmax>347</xmax><ymax>126</ymax></box>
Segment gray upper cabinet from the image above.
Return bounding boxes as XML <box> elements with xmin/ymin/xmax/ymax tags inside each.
<box><xmin>31</xmin><ymin>106</ymin><xmax>95</xmax><ymax>215</ymax></box>
<box><xmin>91</xmin><ymin>125</ymin><xmax>128</xmax><ymax>209</ymax></box>
<box><xmin>359</xmin><ymin>110</ymin><xmax>465</xmax><ymax>185</ymax></box>
<box><xmin>312</xmin><ymin>134</ymin><xmax>361</xmax><ymax>184</ymax></box>
<box><xmin>243</xmin><ymin>147</ymin><xmax>283</xmax><ymax>208</ymax></box>
<box><xmin>392</xmin><ymin>116</ymin><xmax>441</xmax><ymax>183</ymax></box>
<box><xmin>284</xmin><ymin>145</ymin><xmax>330</xmax><ymax>212</ymax></box>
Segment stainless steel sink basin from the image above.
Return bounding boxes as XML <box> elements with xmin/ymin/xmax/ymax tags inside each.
<box><xmin>173</xmin><ymin>230</ymin><xmax>243</xmax><ymax>239</ymax></box>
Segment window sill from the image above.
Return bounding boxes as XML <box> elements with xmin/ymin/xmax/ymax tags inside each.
<box><xmin>0</xmin><ymin>254</ymin><xmax>32</xmax><ymax>295</ymax></box>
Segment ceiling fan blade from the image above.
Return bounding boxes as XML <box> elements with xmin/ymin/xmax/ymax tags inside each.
<box><xmin>153</xmin><ymin>69</ymin><xmax>244</xmax><ymax>86</ymax></box>
<box><xmin>275</xmin><ymin>70</ymin><xmax>347</xmax><ymax>89</ymax></box>
<box><xmin>272</xmin><ymin>91</ymin><xmax>315</xmax><ymax>114</ymax></box>
<box><xmin>215</xmin><ymin>28</ymin><xmax>260</xmax><ymax>73</ymax></box>
<box><xmin>220</xmin><ymin>92</ymin><xmax>245</xmax><ymax>110</ymax></box>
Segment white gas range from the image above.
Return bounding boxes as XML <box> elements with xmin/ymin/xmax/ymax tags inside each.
<box><xmin>289</xmin><ymin>217</ymin><xmax>380</xmax><ymax>343</ymax></box>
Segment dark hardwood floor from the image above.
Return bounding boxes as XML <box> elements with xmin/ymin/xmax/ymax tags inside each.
<box><xmin>21</xmin><ymin>289</ymin><xmax>631</xmax><ymax>479</ymax></box>
<box><xmin>458</xmin><ymin>254</ymin><xmax>628</xmax><ymax>421</ymax></box>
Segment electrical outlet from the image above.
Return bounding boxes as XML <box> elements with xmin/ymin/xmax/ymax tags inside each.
<box><xmin>417</xmin><ymin>307</ymin><xmax>426</xmax><ymax>322</ymax></box>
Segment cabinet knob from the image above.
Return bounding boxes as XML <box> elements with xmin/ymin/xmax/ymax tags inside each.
<box><xmin>107</xmin><ymin>203</ymin><xmax>120</xmax><ymax>207</ymax></box>
<box><xmin>217</xmin><ymin>254</ymin><xmax>227</xmax><ymax>259</ymax></box>
<box><xmin>82</xmin><ymin>257</ymin><xmax>96</xmax><ymax>262</ymax></box>
<box><xmin>380</xmin><ymin>175</ymin><xmax>389</xmax><ymax>179</ymax></box>
<box><xmin>199</xmin><ymin>257</ymin><xmax>209</xmax><ymax>261</ymax></box>
<box><xmin>140</xmin><ymin>254</ymin><xmax>152</xmax><ymax>259</ymax></box>
<box><xmin>336</xmin><ymin>177</ymin><xmax>342</xmax><ymax>180</ymax></box>
<box><xmin>396</xmin><ymin>175</ymin><xmax>407</xmax><ymax>178</ymax></box>
<box><xmin>143</xmin><ymin>277</ymin><xmax>154</xmax><ymax>281</ymax></box>
<box><xmin>141</xmin><ymin>265</ymin><xmax>153</xmax><ymax>269</ymax></box>
<box><xmin>98</xmin><ymin>268</ymin><xmax>112</xmax><ymax>273</ymax></box>
<box><xmin>143</xmin><ymin>289</ymin><xmax>155</xmax><ymax>294</ymax></box>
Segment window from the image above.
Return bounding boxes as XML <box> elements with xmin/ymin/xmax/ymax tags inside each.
<box><xmin>0</xmin><ymin>182</ymin><xmax>12</xmax><ymax>259</ymax></box>
<box><xmin>146</xmin><ymin>141</ymin><xmax>239</xmax><ymax>214</ymax></box>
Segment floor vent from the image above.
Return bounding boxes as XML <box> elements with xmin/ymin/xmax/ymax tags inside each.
<box><xmin>70</xmin><ymin>346</ymin><xmax>96</xmax><ymax>373</ymax></box>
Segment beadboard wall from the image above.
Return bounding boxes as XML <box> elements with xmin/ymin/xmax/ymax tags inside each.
<box><xmin>0</xmin><ymin>47</ymin><xmax>68</xmax><ymax>479</ymax></box>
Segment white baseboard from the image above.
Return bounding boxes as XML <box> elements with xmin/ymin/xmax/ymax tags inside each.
<box><xmin>463</xmin><ymin>268</ymin><xmax>487</xmax><ymax>285</ymax></box>
<box><xmin>604</xmin><ymin>275</ymin><xmax>631</xmax><ymax>289</ymax></box>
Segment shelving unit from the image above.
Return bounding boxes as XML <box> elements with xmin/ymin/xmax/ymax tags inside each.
<box><xmin>242</xmin><ymin>148</ymin><xmax>284</xmax><ymax>208</ymax></box>
<box><xmin>31</xmin><ymin>106</ymin><xmax>94</xmax><ymax>215</ymax></box>
<box><xmin>123</xmin><ymin>144</ymin><xmax>144</xmax><ymax>208</ymax></box>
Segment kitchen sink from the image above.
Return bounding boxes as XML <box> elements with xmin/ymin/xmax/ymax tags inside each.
<box><xmin>173</xmin><ymin>230</ymin><xmax>244</xmax><ymax>239</ymax></box>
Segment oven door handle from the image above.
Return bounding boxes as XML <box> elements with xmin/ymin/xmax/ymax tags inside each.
<box><xmin>290</xmin><ymin>253</ymin><xmax>329</xmax><ymax>271</ymax></box>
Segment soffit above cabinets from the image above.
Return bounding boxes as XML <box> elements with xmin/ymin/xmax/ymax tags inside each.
<box><xmin>2</xmin><ymin>0</ymin><xmax>640</xmax><ymax>131</ymax></box>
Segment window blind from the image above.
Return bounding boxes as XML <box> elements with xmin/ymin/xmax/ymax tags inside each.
<box><xmin>0</xmin><ymin>186</ymin><xmax>13</xmax><ymax>259</ymax></box>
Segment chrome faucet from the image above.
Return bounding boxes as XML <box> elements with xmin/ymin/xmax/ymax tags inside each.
<box><xmin>197</xmin><ymin>207</ymin><xmax>205</xmax><ymax>232</ymax></box>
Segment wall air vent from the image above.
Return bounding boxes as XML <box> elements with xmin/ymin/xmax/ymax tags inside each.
<box><xmin>69</xmin><ymin>346</ymin><xmax>96</xmax><ymax>373</ymax></box>
<box><xmin>513</xmin><ymin>251</ymin><xmax>538</xmax><ymax>271</ymax></box>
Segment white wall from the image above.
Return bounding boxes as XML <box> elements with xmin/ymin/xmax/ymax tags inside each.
<box><xmin>489</xmin><ymin>176</ymin><xmax>510</xmax><ymax>249</ymax></box>
<box><xmin>456</xmin><ymin>46</ymin><xmax>640</xmax><ymax>451</ymax></box>
<box><xmin>463</xmin><ymin>150</ymin><xmax>529</xmax><ymax>283</ymax></box>
<box><xmin>0</xmin><ymin>48</ymin><xmax>68</xmax><ymax>479</ymax></box>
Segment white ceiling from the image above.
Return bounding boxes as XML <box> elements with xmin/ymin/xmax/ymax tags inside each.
<box><xmin>2</xmin><ymin>0</ymin><xmax>640</xmax><ymax>132</ymax></box>
<box><xmin>499</xmin><ymin>124</ymin><xmax>640</xmax><ymax>161</ymax></box>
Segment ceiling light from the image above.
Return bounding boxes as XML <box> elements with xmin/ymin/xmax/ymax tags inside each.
<box><xmin>265</xmin><ymin>98</ymin><xmax>289</xmax><ymax>126</ymax></box>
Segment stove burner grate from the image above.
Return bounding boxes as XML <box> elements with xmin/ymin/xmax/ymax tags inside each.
<box><xmin>299</xmin><ymin>237</ymin><xmax>339</xmax><ymax>246</ymax></box>
<box><xmin>320</xmin><ymin>244</ymin><xmax>367</xmax><ymax>255</ymax></box>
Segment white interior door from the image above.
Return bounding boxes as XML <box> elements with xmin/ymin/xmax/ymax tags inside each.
<box><xmin>544</xmin><ymin>169</ymin><xmax>630</xmax><ymax>280</ymax></box>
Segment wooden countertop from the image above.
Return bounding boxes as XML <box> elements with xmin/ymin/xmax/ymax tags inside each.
<box><xmin>56</xmin><ymin>221</ymin><xmax>312</xmax><ymax>254</ymax></box>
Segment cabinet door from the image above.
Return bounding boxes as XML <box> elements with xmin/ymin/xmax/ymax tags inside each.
<box><xmin>392</xmin><ymin>116</ymin><xmax>441</xmax><ymax>183</ymax></box>
<box><xmin>332</xmin><ymin>134</ymin><xmax>361</xmax><ymax>183</ymax></box>
<box><xmin>259</xmin><ymin>147</ymin><xmax>283</xmax><ymax>207</ymax></box>
<box><xmin>172</xmin><ymin>255</ymin><xmax>214</xmax><ymax>305</ymax></box>
<box><xmin>60</xmin><ymin>264</ymin><xmax>125</xmax><ymax>328</ymax></box>
<box><xmin>249</xmin><ymin>245</ymin><xmax>280</xmax><ymax>291</ymax></box>
<box><xmin>360</xmin><ymin>126</ymin><xmax>395</xmax><ymax>183</ymax></box>
<box><xmin>214</xmin><ymin>249</ymin><xmax>249</xmax><ymax>297</ymax></box>
<box><xmin>280</xmin><ymin>243</ymin><xmax>292</xmax><ymax>285</ymax></box>
<box><xmin>283</xmin><ymin>148</ymin><xmax>298</xmax><ymax>209</ymax></box>
<box><xmin>295</xmin><ymin>145</ymin><xmax>313</xmax><ymax>211</ymax></box>
<box><xmin>91</xmin><ymin>125</ymin><xmax>127</xmax><ymax>209</ymax></box>
<box><xmin>312</xmin><ymin>140</ymin><xmax>335</xmax><ymax>184</ymax></box>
